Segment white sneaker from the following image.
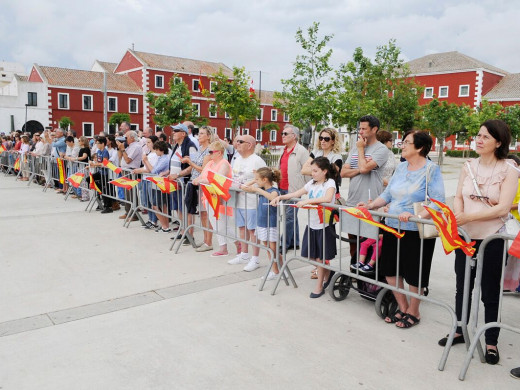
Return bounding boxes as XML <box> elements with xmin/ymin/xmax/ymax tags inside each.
<box><xmin>243</xmin><ymin>258</ymin><xmax>260</xmax><ymax>272</ymax></box>
<box><xmin>261</xmin><ymin>271</ymin><xmax>278</xmax><ymax>281</ymax></box>
<box><xmin>228</xmin><ymin>255</ymin><xmax>249</xmax><ymax>265</ymax></box>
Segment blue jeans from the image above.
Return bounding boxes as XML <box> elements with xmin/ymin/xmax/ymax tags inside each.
<box><xmin>280</xmin><ymin>189</ymin><xmax>299</xmax><ymax>248</ymax></box>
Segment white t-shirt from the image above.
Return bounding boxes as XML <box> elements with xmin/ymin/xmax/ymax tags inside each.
<box><xmin>304</xmin><ymin>178</ymin><xmax>336</xmax><ymax>229</ymax></box>
<box><xmin>232</xmin><ymin>153</ymin><xmax>266</xmax><ymax>209</ymax></box>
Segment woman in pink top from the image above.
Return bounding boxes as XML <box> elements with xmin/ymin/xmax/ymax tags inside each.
<box><xmin>437</xmin><ymin>120</ymin><xmax>518</xmax><ymax>365</ymax></box>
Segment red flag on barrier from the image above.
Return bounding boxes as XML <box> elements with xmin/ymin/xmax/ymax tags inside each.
<box><xmin>207</xmin><ymin>171</ymin><xmax>232</xmax><ymax>201</ymax></box>
<box><xmin>342</xmin><ymin>207</ymin><xmax>405</xmax><ymax>238</ymax></box>
<box><xmin>109</xmin><ymin>177</ymin><xmax>140</xmax><ymax>190</ymax></box>
<box><xmin>509</xmin><ymin>232</ymin><xmax>520</xmax><ymax>257</ymax></box>
<box><xmin>67</xmin><ymin>172</ymin><xmax>85</xmax><ymax>188</ymax></box>
<box><xmin>57</xmin><ymin>158</ymin><xmax>65</xmax><ymax>184</ymax></box>
<box><xmin>146</xmin><ymin>176</ymin><xmax>178</xmax><ymax>193</ymax></box>
<box><xmin>0</xmin><ymin>145</ymin><xmax>6</xmax><ymax>154</ymax></box>
<box><xmin>89</xmin><ymin>172</ymin><xmax>101</xmax><ymax>194</ymax></box>
<box><xmin>423</xmin><ymin>198</ymin><xmax>475</xmax><ymax>256</ymax></box>
<box><xmin>102</xmin><ymin>158</ymin><xmax>122</xmax><ymax>174</ymax></box>
<box><xmin>201</xmin><ymin>184</ymin><xmax>222</xmax><ymax>219</ymax></box>
<box><xmin>287</xmin><ymin>204</ymin><xmax>338</xmax><ymax>225</ymax></box>
<box><xmin>14</xmin><ymin>157</ymin><xmax>20</xmax><ymax>171</ymax></box>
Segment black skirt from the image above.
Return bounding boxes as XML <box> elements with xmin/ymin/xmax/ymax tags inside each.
<box><xmin>184</xmin><ymin>182</ymin><xmax>199</xmax><ymax>215</ymax></box>
<box><xmin>301</xmin><ymin>225</ymin><xmax>337</xmax><ymax>260</ymax></box>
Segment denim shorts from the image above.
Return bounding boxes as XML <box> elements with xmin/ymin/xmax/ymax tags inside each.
<box><xmin>236</xmin><ymin>208</ymin><xmax>257</xmax><ymax>230</ymax></box>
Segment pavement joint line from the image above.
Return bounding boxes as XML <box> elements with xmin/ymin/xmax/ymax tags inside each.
<box><xmin>0</xmin><ymin>263</ymin><xmax>306</xmax><ymax>338</ymax></box>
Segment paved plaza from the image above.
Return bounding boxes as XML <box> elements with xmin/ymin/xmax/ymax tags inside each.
<box><xmin>0</xmin><ymin>156</ymin><xmax>519</xmax><ymax>389</ymax></box>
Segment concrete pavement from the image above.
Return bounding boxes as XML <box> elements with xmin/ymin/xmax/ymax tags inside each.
<box><xmin>0</xmin><ymin>158</ymin><xmax>519</xmax><ymax>389</ymax></box>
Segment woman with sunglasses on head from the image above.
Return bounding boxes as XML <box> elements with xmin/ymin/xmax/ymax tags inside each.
<box><xmin>436</xmin><ymin>120</ymin><xmax>518</xmax><ymax>365</ymax></box>
<box><xmin>301</xmin><ymin>127</ymin><xmax>343</xmax><ymax>279</ymax></box>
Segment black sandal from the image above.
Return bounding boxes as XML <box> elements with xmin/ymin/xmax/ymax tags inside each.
<box><xmin>385</xmin><ymin>309</ymin><xmax>406</xmax><ymax>324</ymax></box>
<box><xmin>396</xmin><ymin>314</ymin><xmax>421</xmax><ymax>329</ymax></box>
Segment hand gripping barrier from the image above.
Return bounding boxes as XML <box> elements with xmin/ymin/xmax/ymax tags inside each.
<box><xmin>271</xmin><ymin>200</ymin><xmax>477</xmax><ymax>372</ymax></box>
<box><xmin>458</xmin><ymin>232</ymin><xmax>520</xmax><ymax>380</ymax></box>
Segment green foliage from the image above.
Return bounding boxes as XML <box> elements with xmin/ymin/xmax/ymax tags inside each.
<box><xmin>446</xmin><ymin>150</ymin><xmax>479</xmax><ymax>158</ymax></box>
<box><xmin>146</xmin><ymin>75</ymin><xmax>194</xmax><ymax>127</ymax></box>
<box><xmin>108</xmin><ymin>113</ymin><xmax>131</xmax><ymax>126</ymax></box>
<box><xmin>498</xmin><ymin>104</ymin><xmax>520</xmax><ymax>140</ymax></box>
<box><xmin>333</xmin><ymin>40</ymin><xmax>421</xmax><ymax>134</ymax></box>
<box><xmin>261</xmin><ymin>123</ymin><xmax>279</xmax><ymax>132</ymax></box>
<box><xmin>274</xmin><ymin>22</ymin><xmax>335</xmax><ymax>143</ymax></box>
<box><xmin>58</xmin><ymin>116</ymin><xmax>74</xmax><ymax>130</ymax></box>
<box><xmin>211</xmin><ymin>66</ymin><xmax>260</xmax><ymax>137</ymax></box>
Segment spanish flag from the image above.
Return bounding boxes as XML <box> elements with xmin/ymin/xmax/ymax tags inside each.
<box><xmin>14</xmin><ymin>157</ymin><xmax>20</xmax><ymax>171</ymax></box>
<box><xmin>201</xmin><ymin>183</ymin><xmax>222</xmax><ymax>219</ymax></box>
<box><xmin>423</xmin><ymin>198</ymin><xmax>476</xmax><ymax>256</ymax></box>
<box><xmin>207</xmin><ymin>171</ymin><xmax>232</xmax><ymax>201</ymax></box>
<box><xmin>199</xmin><ymin>71</ymin><xmax>206</xmax><ymax>94</ymax></box>
<box><xmin>146</xmin><ymin>176</ymin><xmax>178</xmax><ymax>193</ymax></box>
<box><xmin>288</xmin><ymin>204</ymin><xmax>339</xmax><ymax>225</ymax></box>
<box><xmin>0</xmin><ymin>145</ymin><xmax>6</xmax><ymax>154</ymax></box>
<box><xmin>342</xmin><ymin>207</ymin><xmax>405</xmax><ymax>239</ymax></box>
<box><xmin>109</xmin><ymin>177</ymin><xmax>140</xmax><ymax>190</ymax></box>
<box><xmin>67</xmin><ymin>172</ymin><xmax>85</xmax><ymax>188</ymax></box>
<box><xmin>508</xmin><ymin>232</ymin><xmax>520</xmax><ymax>257</ymax></box>
<box><xmin>89</xmin><ymin>172</ymin><xmax>101</xmax><ymax>194</ymax></box>
<box><xmin>57</xmin><ymin>158</ymin><xmax>65</xmax><ymax>184</ymax></box>
<box><xmin>102</xmin><ymin>158</ymin><xmax>122</xmax><ymax>174</ymax></box>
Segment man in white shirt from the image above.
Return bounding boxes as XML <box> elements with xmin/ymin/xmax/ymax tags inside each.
<box><xmin>228</xmin><ymin>134</ymin><xmax>266</xmax><ymax>272</ymax></box>
<box><xmin>183</xmin><ymin>121</ymin><xmax>200</xmax><ymax>149</ymax></box>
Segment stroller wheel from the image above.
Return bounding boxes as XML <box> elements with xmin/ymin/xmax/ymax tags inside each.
<box><xmin>374</xmin><ymin>288</ymin><xmax>398</xmax><ymax>319</ymax></box>
<box><xmin>328</xmin><ymin>273</ymin><xmax>352</xmax><ymax>301</ymax></box>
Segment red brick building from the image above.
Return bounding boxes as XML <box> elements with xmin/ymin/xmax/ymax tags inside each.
<box><xmin>407</xmin><ymin>51</ymin><xmax>520</xmax><ymax>150</ymax></box>
<box><xmin>27</xmin><ymin>49</ymin><xmax>289</xmax><ymax>144</ymax></box>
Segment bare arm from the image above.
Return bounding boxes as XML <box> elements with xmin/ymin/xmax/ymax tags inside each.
<box><xmin>297</xmin><ymin>187</ymin><xmax>335</xmax><ymax>207</ymax></box>
<box><xmin>341</xmin><ymin>163</ymin><xmax>360</xmax><ymax>179</ymax></box>
<box><xmin>301</xmin><ymin>156</ymin><xmax>313</xmax><ymax>176</ymax></box>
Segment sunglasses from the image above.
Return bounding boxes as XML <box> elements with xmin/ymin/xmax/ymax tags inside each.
<box><xmin>281</xmin><ymin>132</ymin><xmax>293</xmax><ymax>136</ymax></box>
<box><xmin>469</xmin><ymin>194</ymin><xmax>489</xmax><ymax>201</ymax></box>
<box><xmin>208</xmin><ymin>150</ymin><xmax>220</xmax><ymax>154</ymax></box>
<box><xmin>319</xmin><ymin>136</ymin><xmax>332</xmax><ymax>142</ymax></box>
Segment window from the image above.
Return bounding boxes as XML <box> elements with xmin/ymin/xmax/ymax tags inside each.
<box><xmin>155</xmin><ymin>125</ymin><xmax>162</xmax><ymax>133</ymax></box>
<box><xmin>209</xmin><ymin>104</ymin><xmax>217</xmax><ymax>118</ymax></box>
<box><xmin>83</xmin><ymin>95</ymin><xmax>93</xmax><ymax>111</ymax></box>
<box><xmin>58</xmin><ymin>93</ymin><xmax>69</xmax><ymax>109</ymax></box>
<box><xmin>155</xmin><ymin>75</ymin><xmax>164</xmax><ymax>89</ymax></box>
<box><xmin>242</xmin><ymin>128</ymin><xmax>249</xmax><ymax>135</ymax></box>
<box><xmin>271</xmin><ymin>109</ymin><xmax>277</xmax><ymax>121</ymax></box>
<box><xmin>439</xmin><ymin>86</ymin><xmax>449</xmax><ymax>98</ymax></box>
<box><xmin>192</xmin><ymin>103</ymin><xmax>200</xmax><ymax>116</ymax></box>
<box><xmin>129</xmin><ymin>98</ymin><xmax>138</xmax><ymax>113</ymax></box>
<box><xmin>225</xmin><ymin>128</ymin><xmax>232</xmax><ymax>139</ymax></box>
<box><xmin>108</xmin><ymin>123</ymin><xmax>116</xmax><ymax>135</ymax></box>
<box><xmin>210</xmin><ymin>81</ymin><xmax>217</xmax><ymax>93</ymax></box>
<box><xmin>283</xmin><ymin>112</ymin><xmax>289</xmax><ymax>122</ymax></box>
<box><xmin>459</xmin><ymin>85</ymin><xmax>470</xmax><ymax>97</ymax></box>
<box><xmin>173</xmin><ymin>77</ymin><xmax>182</xmax><ymax>85</ymax></box>
<box><xmin>27</xmin><ymin>92</ymin><xmax>37</xmax><ymax>106</ymax></box>
<box><xmin>257</xmin><ymin>108</ymin><xmax>263</xmax><ymax>120</ymax></box>
<box><xmin>130</xmin><ymin>124</ymin><xmax>138</xmax><ymax>131</ymax></box>
<box><xmin>270</xmin><ymin>130</ymin><xmax>277</xmax><ymax>142</ymax></box>
<box><xmin>424</xmin><ymin>87</ymin><xmax>434</xmax><ymax>99</ymax></box>
<box><xmin>193</xmin><ymin>79</ymin><xmax>200</xmax><ymax>92</ymax></box>
<box><xmin>108</xmin><ymin>97</ymin><xmax>117</xmax><ymax>112</ymax></box>
<box><xmin>256</xmin><ymin>128</ymin><xmax>262</xmax><ymax>141</ymax></box>
<box><xmin>225</xmin><ymin>112</ymin><xmax>230</xmax><ymax>119</ymax></box>
<box><xmin>83</xmin><ymin>123</ymin><xmax>94</xmax><ymax>137</ymax></box>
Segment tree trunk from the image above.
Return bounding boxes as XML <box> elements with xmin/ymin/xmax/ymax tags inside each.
<box><xmin>438</xmin><ymin>137</ymin><xmax>444</xmax><ymax>167</ymax></box>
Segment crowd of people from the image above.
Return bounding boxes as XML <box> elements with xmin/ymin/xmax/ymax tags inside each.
<box><xmin>2</xmin><ymin>115</ymin><xmax>520</xmax><ymax>377</ymax></box>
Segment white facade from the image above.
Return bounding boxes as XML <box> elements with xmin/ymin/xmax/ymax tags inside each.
<box><xmin>0</xmin><ymin>61</ymin><xmax>26</xmax><ymax>87</ymax></box>
<box><xmin>0</xmin><ymin>75</ymin><xmax>49</xmax><ymax>133</ymax></box>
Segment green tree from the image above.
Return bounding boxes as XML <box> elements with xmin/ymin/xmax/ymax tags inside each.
<box><xmin>58</xmin><ymin>116</ymin><xmax>74</xmax><ymax>130</ymax></box>
<box><xmin>211</xmin><ymin>66</ymin><xmax>260</xmax><ymax>138</ymax></box>
<box><xmin>108</xmin><ymin>112</ymin><xmax>131</xmax><ymax>127</ymax></box>
<box><xmin>498</xmin><ymin>104</ymin><xmax>520</xmax><ymax>141</ymax></box>
<box><xmin>420</xmin><ymin>99</ymin><xmax>466</xmax><ymax>166</ymax></box>
<box><xmin>274</xmin><ymin>22</ymin><xmax>335</xmax><ymax>145</ymax></box>
<box><xmin>146</xmin><ymin>75</ymin><xmax>195</xmax><ymax>128</ymax></box>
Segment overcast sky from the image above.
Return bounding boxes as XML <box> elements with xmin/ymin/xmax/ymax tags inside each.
<box><xmin>2</xmin><ymin>0</ymin><xmax>520</xmax><ymax>91</ymax></box>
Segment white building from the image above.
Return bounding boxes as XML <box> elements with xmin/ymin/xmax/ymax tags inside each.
<box><xmin>0</xmin><ymin>62</ymin><xmax>49</xmax><ymax>134</ymax></box>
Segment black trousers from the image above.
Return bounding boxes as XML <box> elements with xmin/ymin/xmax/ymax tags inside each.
<box><xmin>455</xmin><ymin>238</ymin><xmax>504</xmax><ymax>346</ymax></box>
<box><xmin>87</xmin><ymin>172</ymin><xmax>112</xmax><ymax>208</ymax></box>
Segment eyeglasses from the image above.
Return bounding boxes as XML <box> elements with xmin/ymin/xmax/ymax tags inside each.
<box><xmin>397</xmin><ymin>140</ymin><xmax>413</xmax><ymax>147</ymax></box>
<box><xmin>237</xmin><ymin>140</ymin><xmax>249</xmax><ymax>144</ymax></box>
<box><xmin>282</xmin><ymin>132</ymin><xmax>293</xmax><ymax>137</ymax></box>
<box><xmin>319</xmin><ymin>136</ymin><xmax>332</xmax><ymax>142</ymax></box>
<box><xmin>469</xmin><ymin>194</ymin><xmax>490</xmax><ymax>201</ymax></box>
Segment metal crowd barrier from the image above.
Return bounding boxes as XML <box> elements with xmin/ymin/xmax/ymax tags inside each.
<box><xmin>271</xmin><ymin>201</ymin><xmax>477</xmax><ymax>372</ymax></box>
<box><xmin>459</xmin><ymin>232</ymin><xmax>520</xmax><ymax>380</ymax></box>
<box><xmin>177</xmin><ymin>185</ymin><xmax>295</xmax><ymax>290</ymax></box>
<box><xmin>0</xmin><ymin>149</ymin><xmax>9</xmax><ymax>173</ymax></box>
<box><xmin>26</xmin><ymin>154</ymin><xmax>52</xmax><ymax>189</ymax></box>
